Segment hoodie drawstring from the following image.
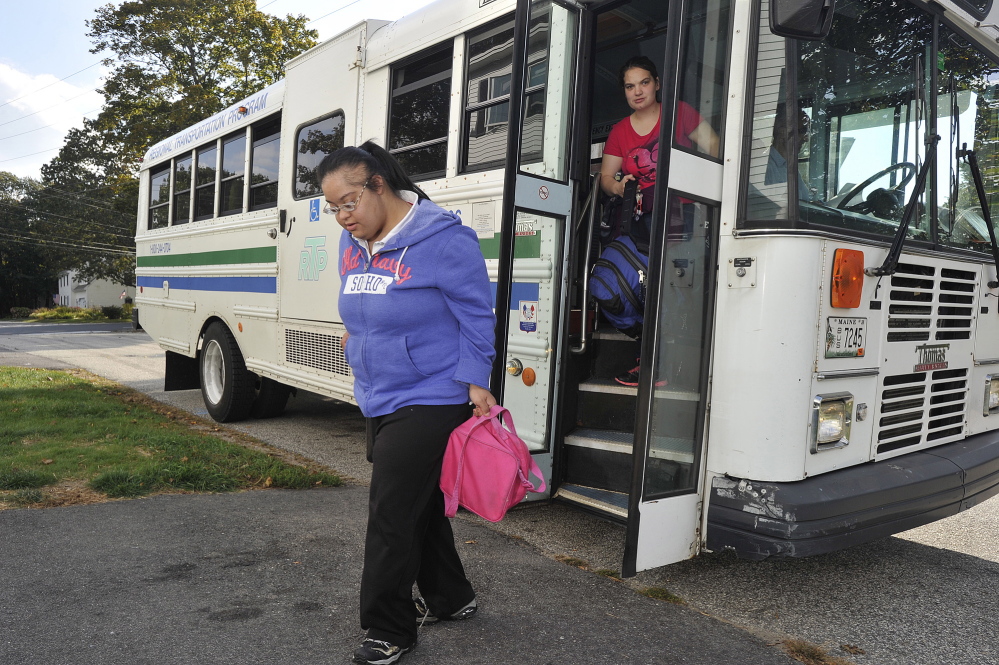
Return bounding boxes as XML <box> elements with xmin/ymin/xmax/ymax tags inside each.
<box><xmin>394</xmin><ymin>246</ymin><xmax>409</xmax><ymax>282</ymax></box>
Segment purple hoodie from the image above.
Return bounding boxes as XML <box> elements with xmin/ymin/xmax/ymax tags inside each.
<box><xmin>338</xmin><ymin>198</ymin><xmax>496</xmax><ymax>418</ymax></box>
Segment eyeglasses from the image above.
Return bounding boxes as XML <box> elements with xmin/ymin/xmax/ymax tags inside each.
<box><xmin>323</xmin><ymin>179</ymin><xmax>369</xmax><ymax>216</ymax></box>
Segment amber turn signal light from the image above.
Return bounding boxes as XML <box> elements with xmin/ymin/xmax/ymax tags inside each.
<box><xmin>831</xmin><ymin>248</ymin><xmax>864</xmax><ymax>309</ymax></box>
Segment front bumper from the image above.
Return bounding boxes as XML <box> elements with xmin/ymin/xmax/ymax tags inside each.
<box><xmin>706</xmin><ymin>431</ymin><xmax>999</xmax><ymax>560</ymax></box>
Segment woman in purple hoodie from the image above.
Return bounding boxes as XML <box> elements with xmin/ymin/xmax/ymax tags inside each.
<box><xmin>317</xmin><ymin>141</ymin><xmax>496</xmax><ymax>665</ymax></box>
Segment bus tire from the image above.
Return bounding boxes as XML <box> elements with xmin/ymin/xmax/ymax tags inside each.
<box><xmin>252</xmin><ymin>377</ymin><xmax>293</xmax><ymax>419</ymax></box>
<box><xmin>200</xmin><ymin>322</ymin><xmax>255</xmax><ymax>423</ymax></box>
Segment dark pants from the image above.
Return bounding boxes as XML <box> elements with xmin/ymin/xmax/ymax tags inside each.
<box><xmin>360</xmin><ymin>403</ymin><xmax>476</xmax><ymax>648</ymax></box>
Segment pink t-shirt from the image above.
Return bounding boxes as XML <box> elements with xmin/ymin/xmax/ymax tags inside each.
<box><xmin>603</xmin><ymin>101</ymin><xmax>704</xmax><ymax>191</ymax></box>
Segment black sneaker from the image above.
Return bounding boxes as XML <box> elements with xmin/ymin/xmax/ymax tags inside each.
<box><xmin>614</xmin><ymin>361</ymin><xmax>641</xmax><ymax>387</ymax></box>
<box><xmin>414</xmin><ymin>596</ymin><xmax>477</xmax><ymax>626</ymax></box>
<box><xmin>352</xmin><ymin>638</ymin><xmax>413</xmax><ymax>665</ymax></box>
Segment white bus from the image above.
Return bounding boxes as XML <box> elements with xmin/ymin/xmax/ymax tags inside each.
<box><xmin>135</xmin><ymin>0</ymin><xmax>999</xmax><ymax>575</ymax></box>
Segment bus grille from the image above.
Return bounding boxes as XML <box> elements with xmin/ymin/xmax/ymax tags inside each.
<box><xmin>285</xmin><ymin>329</ymin><xmax>352</xmax><ymax>377</ymax></box>
<box><xmin>876</xmin><ymin>368</ymin><xmax>968</xmax><ymax>454</ymax></box>
<box><xmin>886</xmin><ymin>263</ymin><xmax>975</xmax><ymax>342</ymax></box>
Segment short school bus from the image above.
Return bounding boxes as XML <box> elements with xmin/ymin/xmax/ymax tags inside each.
<box><xmin>136</xmin><ymin>0</ymin><xmax>999</xmax><ymax>574</ymax></box>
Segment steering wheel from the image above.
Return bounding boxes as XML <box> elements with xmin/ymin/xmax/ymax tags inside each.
<box><xmin>836</xmin><ymin>162</ymin><xmax>917</xmax><ymax>212</ymax></box>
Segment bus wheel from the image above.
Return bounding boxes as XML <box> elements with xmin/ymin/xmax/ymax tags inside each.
<box><xmin>252</xmin><ymin>377</ymin><xmax>293</xmax><ymax>419</ymax></box>
<box><xmin>200</xmin><ymin>322</ymin><xmax>255</xmax><ymax>422</ymax></box>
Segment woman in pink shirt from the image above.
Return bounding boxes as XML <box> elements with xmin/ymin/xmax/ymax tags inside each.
<box><xmin>598</xmin><ymin>55</ymin><xmax>718</xmax><ymax>385</ymax></box>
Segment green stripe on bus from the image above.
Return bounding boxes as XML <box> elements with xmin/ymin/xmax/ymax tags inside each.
<box><xmin>479</xmin><ymin>233</ymin><xmax>541</xmax><ymax>260</ymax></box>
<box><xmin>137</xmin><ymin>246</ymin><xmax>277</xmax><ymax>267</ymax></box>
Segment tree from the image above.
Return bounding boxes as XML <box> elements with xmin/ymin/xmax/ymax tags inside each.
<box><xmin>86</xmin><ymin>0</ymin><xmax>317</xmax><ymax>168</ymax></box>
<box><xmin>28</xmin><ymin>0</ymin><xmax>318</xmax><ymax>286</ymax></box>
<box><xmin>0</xmin><ymin>172</ymin><xmax>59</xmax><ymax>314</ymax></box>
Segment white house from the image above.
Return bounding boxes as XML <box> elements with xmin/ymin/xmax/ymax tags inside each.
<box><xmin>56</xmin><ymin>270</ymin><xmax>134</xmax><ymax>309</ymax></box>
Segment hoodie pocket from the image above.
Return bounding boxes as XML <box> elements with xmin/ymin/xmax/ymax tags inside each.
<box><xmin>365</xmin><ymin>334</ymin><xmax>434</xmax><ymax>384</ymax></box>
<box><xmin>405</xmin><ymin>335</ymin><xmax>447</xmax><ymax>378</ymax></box>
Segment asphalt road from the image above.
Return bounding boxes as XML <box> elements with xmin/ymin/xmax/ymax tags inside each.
<box><xmin>2</xmin><ymin>324</ymin><xmax>998</xmax><ymax>665</ymax></box>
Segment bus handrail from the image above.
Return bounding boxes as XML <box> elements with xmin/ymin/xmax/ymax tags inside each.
<box><xmin>571</xmin><ymin>172</ymin><xmax>601</xmax><ymax>355</ymax></box>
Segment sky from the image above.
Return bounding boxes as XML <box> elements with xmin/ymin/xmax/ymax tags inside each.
<box><xmin>0</xmin><ymin>0</ymin><xmax>435</xmax><ymax>181</ymax></box>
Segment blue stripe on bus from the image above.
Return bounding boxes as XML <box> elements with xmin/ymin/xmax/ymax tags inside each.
<box><xmin>490</xmin><ymin>282</ymin><xmax>540</xmax><ymax>310</ymax></box>
<box><xmin>137</xmin><ymin>276</ymin><xmax>277</xmax><ymax>294</ymax></box>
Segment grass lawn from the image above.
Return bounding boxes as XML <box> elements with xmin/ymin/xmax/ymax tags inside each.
<box><xmin>0</xmin><ymin>367</ymin><xmax>341</xmax><ymax>509</ymax></box>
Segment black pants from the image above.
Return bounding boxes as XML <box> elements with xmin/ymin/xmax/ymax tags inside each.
<box><xmin>360</xmin><ymin>403</ymin><xmax>475</xmax><ymax>647</ymax></box>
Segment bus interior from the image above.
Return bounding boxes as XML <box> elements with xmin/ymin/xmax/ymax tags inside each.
<box><xmin>554</xmin><ymin>0</ymin><xmax>724</xmax><ymax>518</ymax></box>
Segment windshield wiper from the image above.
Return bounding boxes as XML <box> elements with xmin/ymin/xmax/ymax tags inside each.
<box><xmin>866</xmin><ymin>135</ymin><xmax>939</xmax><ymax>277</ymax></box>
<box><xmin>956</xmin><ymin>143</ymin><xmax>999</xmax><ymax>289</ymax></box>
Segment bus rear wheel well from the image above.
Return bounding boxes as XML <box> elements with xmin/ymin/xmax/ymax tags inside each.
<box><xmin>193</xmin><ymin>317</ymin><xmax>293</xmax><ymax>421</ymax></box>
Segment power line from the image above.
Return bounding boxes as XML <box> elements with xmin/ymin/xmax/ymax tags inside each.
<box><xmin>1</xmin><ymin>226</ymin><xmax>132</xmax><ymax>252</ymax></box>
<box><xmin>8</xmin><ymin>213</ymin><xmax>135</xmax><ymax>244</ymax></box>
<box><xmin>0</xmin><ymin>201</ymin><xmax>134</xmax><ymax>237</ymax></box>
<box><xmin>0</xmin><ymin>232</ymin><xmax>132</xmax><ymax>255</ymax></box>
<box><xmin>0</xmin><ymin>62</ymin><xmax>102</xmax><ymax>111</ymax></box>
<box><xmin>30</xmin><ymin>185</ymin><xmax>136</xmax><ymax>221</ymax></box>
<box><xmin>0</xmin><ymin>87</ymin><xmax>100</xmax><ymax>129</ymax></box>
<box><xmin>0</xmin><ymin>224</ymin><xmax>132</xmax><ymax>251</ymax></box>
<box><xmin>0</xmin><ymin>146</ymin><xmax>61</xmax><ymax>164</ymax></box>
<box><xmin>37</xmin><ymin>179</ymin><xmax>132</xmax><ymax>198</ymax></box>
<box><xmin>307</xmin><ymin>0</ymin><xmax>364</xmax><ymax>25</ymax></box>
<box><xmin>0</xmin><ymin>108</ymin><xmax>102</xmax><ymax>142</ymax></box>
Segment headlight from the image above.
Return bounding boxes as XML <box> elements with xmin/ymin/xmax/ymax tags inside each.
<box><xmin>811</xmin><ymin>392</ymin><xmax>854</xmax><ymax>453</ymax></box>
<box><xmin>984</xmin><ymin>375</ymin><xmax>999</xmax><ymax>417</ymax></box>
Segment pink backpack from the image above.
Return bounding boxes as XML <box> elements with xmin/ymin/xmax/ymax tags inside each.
<box><xmin>440</xmin><ymin>405</ymin><xmax>546</xmax><ymax>522</ymax></box>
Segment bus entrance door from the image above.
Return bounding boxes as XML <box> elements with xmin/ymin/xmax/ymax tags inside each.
<box><xmin>548</xmin><ymin>0</ymin><xmax>727</xmax><ymax>574</ymax></box>
<box><xmin>622</xmin><ymin>0</ymin><xmax>725</xmax><ymax>575</ymax></box>
<box><xmin>494</xmin><ymin>0</ymin><xmax>581</xmax><ymax>497</ymax></box>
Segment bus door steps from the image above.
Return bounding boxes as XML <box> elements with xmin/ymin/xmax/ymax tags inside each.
<box><xmin>555</xmin><ymin>483</ymin><xmax>628</xmax><ymax>520</ymax></box>
<box><xmin>566</xmin><ymin>428</ymin><xmax>696</xmax><ymax>463</ymax></box>
<box><xmin>590</xmin><ymin>328</ymin><xmax>641</xmax><ymax>378</ymax></box>
<box><xmin>576</xmin><ymin>378</ymin><xmax>700</xmax><ymax>431</ymax></box>
<box><xmin>591</xmin><ymin>329</ymin><xmax>636</xmax><ymax>341</ymax></box>
<box><xmin>579</xmin><ymin>377</ymin><xmax>700</xmax><ymax>400</ymax></box>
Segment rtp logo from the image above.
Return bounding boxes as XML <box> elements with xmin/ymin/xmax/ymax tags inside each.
<box><xmin>299</xmin><ymin>237</ymin><xmax>329</xmax><ymax>281</ymax></box>
<box><xmin>309</xmin><ymin>198</ymin><xmax>321</xmax><ymax>222</ymax></box>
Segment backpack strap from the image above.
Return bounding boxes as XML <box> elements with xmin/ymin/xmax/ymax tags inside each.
<box><xmin>606</xmin><ymin>239</ymin><xmax>648</xmax><ymax>272</ymax></box>
<box><xmin>486</xmin><ymin>406</ymin><xmax>546</xmax><ymax>494</ymax></box>
<box><xmin>593</xmin><ymin>257</ymin><xmax>643</xmax><ymax>313</ymax></box>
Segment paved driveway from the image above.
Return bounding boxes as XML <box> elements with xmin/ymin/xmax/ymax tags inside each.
<box><xmin>2</xmin><ymin>326</ymin><xmax>997</xmax><ymax>665</ymax></box>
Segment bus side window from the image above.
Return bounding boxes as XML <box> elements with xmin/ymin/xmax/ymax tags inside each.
<box><xmin>388</xmin><ymin>43</ymin><xmax>453</xmax><ymax>180</ymax></box>
<box><xmin>220</xmin><ymin>132</ymin><xmax>246</xmax><ymax>216</ymax></box>
<box><xmin>195</xmin><ymin>144</ymin><xmax>218</xmax><ymax>221</ymax></box>
<box><xmin>250</xmin><ymin>115</ymin><xmax>281</xmax><ymax>210</ymax></box>
<box><xmin>148</xmin><ymin>164</ymin><xmax>170</xmax><ymax>230</ymax></box>
<box><xmin>463</xmin><ymin>17</ymin><xmax>516</xmax><ymax>172</ymax></box>
<box><xmin>294</xmin><ymin>112</ymin><xmax>345</xmax><ymax>199</ymax></box>
<box><xmin>173</xmin><ymin>154</ymin><xmax>193</xmax><ymax>225</ymax></box>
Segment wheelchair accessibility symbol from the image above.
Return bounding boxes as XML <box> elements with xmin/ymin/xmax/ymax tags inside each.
<box><xmin>309</xmin><ymin>198</ymin><xmax>321</xmax><ymax>222</ymax></box>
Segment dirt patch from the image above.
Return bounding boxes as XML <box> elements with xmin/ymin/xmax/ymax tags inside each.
<box><xmin>0</xmin><ymin>479</ymin><xmax>120</xmax><ymax>509</ymax></box>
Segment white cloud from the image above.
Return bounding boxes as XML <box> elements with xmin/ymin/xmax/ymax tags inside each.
<box><xmin>0</xmin><ymin>62</ymin><xmax>105</xmax><ymax>179</ymax></box>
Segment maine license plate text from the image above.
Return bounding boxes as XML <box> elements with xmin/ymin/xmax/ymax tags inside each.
<box><xmin>825</xmin><ymin>317</ymin><xmax>867</xmax><ymax>358</ymax></box>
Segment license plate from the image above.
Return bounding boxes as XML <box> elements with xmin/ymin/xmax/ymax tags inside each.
<box><xmin>825</xmin><ymin>317</ymin><xmax>867</xmax><ymax>358</ymax></box>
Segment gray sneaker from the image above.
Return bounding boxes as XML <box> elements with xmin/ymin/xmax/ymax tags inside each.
<box><xmin>414</xmin><ymin>596</ymin><xmax>477</xmax><ymax>626</ymax></box>
<box><xmin>352</xmin><ymin>638</ymin><xmax>413</xmax><ymax>665</ymax></box>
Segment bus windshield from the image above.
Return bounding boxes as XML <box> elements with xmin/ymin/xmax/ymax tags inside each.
<box><xmin>744</xmin><ymin>0</ymin><xmax>999</xmax><ymax>255</ymax></box>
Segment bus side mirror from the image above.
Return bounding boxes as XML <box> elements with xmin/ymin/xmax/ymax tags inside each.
<box><xmin>770</xmin><ymin>0</ymin><xmax>835</xmax><ymax>40</ymax></box>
